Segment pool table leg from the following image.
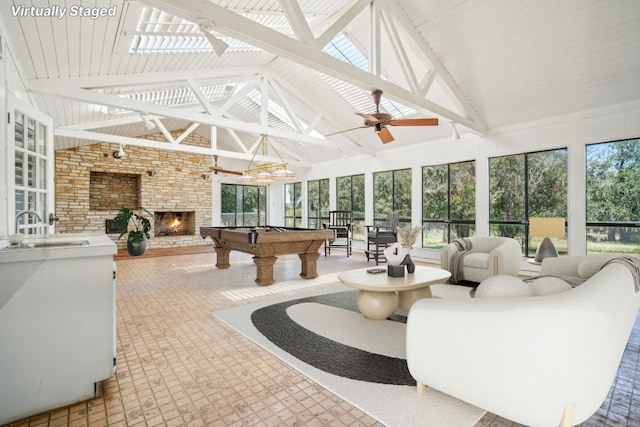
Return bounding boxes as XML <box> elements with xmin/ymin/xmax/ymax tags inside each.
<box><xmin>253</xmin><ymin>256</ymin><xmax>277</xmax><ymax>286</ymax></box>
<box><xmin>299</xmin><ymin>252</ymin><xmax>320</xmax><ymax>279</ymax></box>
<box><xmin>214</xmin><ymin>247</ymin><xmax>231</xmax><ymax>269</ymax></box>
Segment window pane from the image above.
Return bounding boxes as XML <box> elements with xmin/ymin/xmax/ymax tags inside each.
<box><xmin>336</xmin><ymin>176</ymin><xmax>351</xmax><ymax>210</ymax></box>
<box><xmin>308</xmin><ymin>180</ymin><xmax>319</xmax><ymax>219</ymax></box>
<box><xmin>490</xmin><ymin>223</ymin><xmax>525</xmax><ymax>247</ymax></box>
<box><xmin>422</xmin><ymin>222</ymin><xmax>446</xmax><ymax>249</ymax></box>
<box><xmin>337</xmin><ymin>174</ymin><xmax>364</xmax><ymax>240</ymax></box>
<box><xmin>489</xmin><ymin>155</ymin><xmax>524</xmax><ymax>221</ymax></box>
<box><xmin>352</xmin><ymin>174</ymin><xmax>365</xmax><ymax>218</ymax></box>
<box><xmin>373</xmin><ymin>171</ymin><xmax>393</xmax><ymax>219</ymax></box>
<box><xmin>586</xmin><ymin>139</ymin><xmax>640</xmax><ymax>254</ymax></box>
<box><xmin>27</xmin><ymin>118</ymin><xmax>36</xmax><ymax>152</ymax></box>
<box><xmin>586</xmin><ymin>140</ymin><xmax>640</xmax><ymax>223</ymax></box>
<box><xmin>27</xmin><ymin>154</ymin><xmax>36</xmax><ymax>188</ymax></box>
<box><xmin>586</xmin><ymin>226</ymin><xmax>640</xmax><ymax>254</ymax></box>
<box><xmin>221</xmin><ymin>184</ymin><xmax>236</xmax><ymax>226</ymax></box>
<box><xmin>243</xmin><ymin>186</ymin><xmax>258</xmax><ymax>226</ymax></box>
<box><xmin>422</xmin><ymin>165</ymin><xmax>447</xmax><ymax>220</ymax></box>
<box><xmin>15</xmin><ymin>112</ymin><xmax>24</xmax><ymax>148</ymax></box>
<box><xmin>393</xmin><ymin>169</ymin><xmax>412</xmax><ymax>220</ymax></box>
<box><xmin>37</xmin><ymin>123</ymin><xmax>47</xmax><ymax>155</ymax></box>
<box><xmin>450</xmin><ymin>162</ymin><xmax>475</xmax><ymax>220</ymax></box>
<box><xmin>15</xmin><ymin>190</ymin><xmax>24</xmax><ymax>212</ymax></box>
<box><xmin>15</xmin><ymin>152</ymin><xmax>24</xmax><ymax>186</ymax></box>
<box><xmin>38</xmin><ymin>158</ymin><xmax>47</xmax><ymax>189</ymax></box>
<box><xmin>527</xmin><ymin>150</ymin><xmax>567</xmax><ymax>217</ymax></box>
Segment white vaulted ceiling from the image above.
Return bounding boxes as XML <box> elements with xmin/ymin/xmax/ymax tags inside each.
<box><xmin>1</xmin><ymin>0</ymin><xmax>639</xmax><ymax>169</ymax></box>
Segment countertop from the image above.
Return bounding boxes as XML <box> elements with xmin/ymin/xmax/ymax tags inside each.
<box><xmin>0</xmin><ymin>233</ymin><xmax>117</xmax><ymax>263</ymax></box>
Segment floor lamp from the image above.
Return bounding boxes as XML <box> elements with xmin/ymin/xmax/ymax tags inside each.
<box><xmin>530</xmin><ymin>217</ymin><xmax>565</xmax><ymax>262</ymax></box>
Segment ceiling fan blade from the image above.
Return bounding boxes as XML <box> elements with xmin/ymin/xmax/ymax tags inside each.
<box><xmin>378</xmin><ymin>126</ymin><xmax>394</xmax><ymax>144</ymax></box>
<box><xmin>355</xmin><ymin>112</ymin><xmax>380</xmax><ymax>123</ymax></box>
<box><xmin>326</xmin><ymin>125</ymin><xmax>368</xmax><ymax>137</ymax></box>
<box><xmin>221</xmin><ymin>169</ymin><xmax>244</xmax><ymax>176</ymax></box>
<box><xmin>389</xmin><ymin>118</ymin><xmax>439</xmax><ymax>126</ymax></box>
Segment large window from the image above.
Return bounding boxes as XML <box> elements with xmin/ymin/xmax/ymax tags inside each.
<box><xmin>337</xmin><ymin>174</ymin><xmax>365</xmax><ymax>240</ymax></box>
<box><xmin>489</xmin><ymin>149</ymin><xmax>568</xmax><ymax>257</ymax></box>
<box><xmin>373</xmin><ymin>169</ymin><xmax>411</xmax><ymax>224</ymax></box>
<box><xmin>586</xmin><ymin>138</ymin><xmax>640</xmax><ymax>254</ymax></box>
<box><xmin>221</xmin><ymin>184</ymin><xmax>267</xmax><ymax>227</ymax></box>
<box><xmin>284</xmin><ymin>182</ymin><xmax>302</xmax><ymax>227</ymax></box>
<box><xmin>422</xmin><ymin>161</ymin><xmax>476</xmax><ymax>248</ymax></box>
<box><xmin>308</xmin><ymin>178</ymin><xmax>329</xmax><ymax>229</ymax></box>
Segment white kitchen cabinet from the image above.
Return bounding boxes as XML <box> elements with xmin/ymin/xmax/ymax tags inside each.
<box><xmin>0</xmin><ymin>234</ymin><xmax>117</xmax><ymax>424</ymax></box>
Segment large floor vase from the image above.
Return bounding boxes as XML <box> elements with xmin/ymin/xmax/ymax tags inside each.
<box><xmin>127</xmin><ymin>240</ymin><xmax>146</xmax><ymax>256</ymax></box>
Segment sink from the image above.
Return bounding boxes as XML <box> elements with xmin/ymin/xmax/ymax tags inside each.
<box><xmin>24</xmin><ymin>240</ymin><xmax>90</xmax><ymax>249</ymax></box>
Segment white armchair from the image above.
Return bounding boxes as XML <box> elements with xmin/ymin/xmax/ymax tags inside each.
<box><xmin>440</xmin><ymin>236</ymin><xmax>522</xmax><ymax>283</ymax></box>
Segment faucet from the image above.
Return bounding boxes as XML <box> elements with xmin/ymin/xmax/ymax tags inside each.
<box><xmin>15</xmin><ymin>210</ymin><xmax>42</xmax><ymax>234</ymax></box>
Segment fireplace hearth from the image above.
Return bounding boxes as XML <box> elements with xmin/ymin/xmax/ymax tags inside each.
<box><xmin>154</xmin><ymin>211</ymin><xmax>195</xmax><ymax>236</ymax></box>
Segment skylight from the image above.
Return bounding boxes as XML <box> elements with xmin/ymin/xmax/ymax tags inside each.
<box><xmin>321</xmin><ymin>32</ymin><xmax>416</xmax><ymax>118</ymax></box>
<box><xmin>129</xmin><ymin>8</ymin><xmax>257</xmax><ymax>54</ymax></box>
<box><xmin>116</xmin><ymin>84</ymin><xmax>230</xmax><ymax>108</ymax></box>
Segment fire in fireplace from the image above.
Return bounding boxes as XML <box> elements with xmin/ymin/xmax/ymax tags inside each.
<box><xmin>154</xmin><ymin>211</ymin><xmax>195</xmax><ymax>236</ymax></box>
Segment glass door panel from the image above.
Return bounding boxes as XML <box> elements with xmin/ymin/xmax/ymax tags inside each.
<box><xmin>9</xmin><ymin>96</ymin><xmax>55</xmax><ymax>235</ymax></box>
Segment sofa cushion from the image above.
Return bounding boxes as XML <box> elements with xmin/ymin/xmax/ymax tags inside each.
<box><xmin>527</xmin><ymin>276</ymin><xmax>573</xmax><ymax>296</ymax></box>
<box><xmin>464</xmin><ymin>253</ymin><xmax>490</xmax><ymax>269</ymax></box>
<box><xmin>475</xmin><ymin>275</ymin><xmax>532</xmax><ymax>298</ymax></box>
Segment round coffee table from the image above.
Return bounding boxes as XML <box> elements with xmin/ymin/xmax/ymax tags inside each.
<box><xmin>337</xmin><ymin>266</ymin><xmax>451</xmax><ymax>320</ymax></box>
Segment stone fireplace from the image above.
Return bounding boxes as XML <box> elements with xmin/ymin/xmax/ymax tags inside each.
<box><xmin>54</xmin><ymin>136</ymin><xmax>214</xmax><ymax>250</ymax></box>
<box><xmin>154</xmin><ymin>211</ymin><xmax>196</xmax><ymax>236</ymax></box>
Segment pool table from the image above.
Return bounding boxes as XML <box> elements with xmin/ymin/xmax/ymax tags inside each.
<box><xmin>200</xmin><ymin>226</ymin><xmax>335</xmax><ymax>286</ymax></box>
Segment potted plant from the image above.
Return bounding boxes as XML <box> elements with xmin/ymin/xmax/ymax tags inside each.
<box><xmin>113</xmin><ymin>207</ymin><xmax>153</xmax><ymax>256</ymax></box>
<box><xmin>397</xmin><ymin>224</ymin><xmax>423</xmax><ymax>251</ymax></box>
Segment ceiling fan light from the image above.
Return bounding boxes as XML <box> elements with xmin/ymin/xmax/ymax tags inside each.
<box><xmin>252</xmin><ymin>172</ymin><xmax>276</xmax><ymax>184</ymax></box>
<box><xmin>272</xmin><ymin>168</ymin><xmax>296</xmax><ymax>180</ymax></box>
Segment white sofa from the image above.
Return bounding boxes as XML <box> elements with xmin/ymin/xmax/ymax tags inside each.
<box><xmin>406</xmin><ymin>255</ymin><xmax>640</xmax><ymax>426</ymax></box>
<box><xmin>440</xmin><ymin>236</ymin><xmax>522</xmax><ymax>283</ymax></box>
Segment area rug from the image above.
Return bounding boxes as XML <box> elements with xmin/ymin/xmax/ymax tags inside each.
<box><xmin>213</xmin><ymin>283</ymin><xmax>485</xmax><ymax>427</ymax></box>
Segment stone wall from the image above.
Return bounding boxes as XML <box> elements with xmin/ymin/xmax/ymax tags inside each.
<box><xmin>55</xmin><ymin>129</ymin><xmax>213</xmax><ymax>249</ymax></box>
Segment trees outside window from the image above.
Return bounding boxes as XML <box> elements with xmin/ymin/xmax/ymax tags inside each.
<box><xmin>308</xmin><ymin>178</ymin><xmax>329</xmax><ymax>229</ymax></box>
<box><xmin>489</xmin><ymin>149</ymin><xmax>568</xmax><ymax>257</ymax></box>
<box><xmin>284</xmin><ymin>182</ymin><xmax>302</xmax><ymax>227</ymax></box>
<box><xmin>336</xmin><ymin>174</ymin><xmax>365</xmax><ymax>240</ymax></box>
<box><xmin>373</xmin><ymin>168</ymin><xmax>411</xmax><ymax>225</ymax></box>
<box><xmin>586</xmin><ymin>139</ymin><xmax>640</xmax><ymax>254</ymax></box>
<box><xmin>221</xmin><ymin>184</ymin><xmax>266</xmax><ymax>227</ymax></box>
<box><xmin>422</xmin><ymin>161</ymin><xmax>475</xmax><ymax>248</ymax></box>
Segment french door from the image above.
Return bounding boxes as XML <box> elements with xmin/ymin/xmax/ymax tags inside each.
<box><xmin>8</xmin><ymin>95</ymin><xmax>55</xmax><ymax>235</ymax></box>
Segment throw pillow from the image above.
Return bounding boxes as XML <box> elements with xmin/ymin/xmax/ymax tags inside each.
<box><xmin>475</xmin><ymin>275</ymin><xmax>532</xmax><ymax>298</ymax></box>
<box><xmin>577</xmin><ymin>255</ymin><xmax>617</xmax><ymax>278</ymax></box>
<box><xmin>527</xmin><ymin>276</ymin><xmax>573</xmax><ymax>296</ymax></box>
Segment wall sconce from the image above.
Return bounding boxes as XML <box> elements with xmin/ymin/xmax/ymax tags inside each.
<box><xmin>142</xmin><ymin>115</ymin><xmax>156</xmax><ymax>130</ymax></box>
<box><xmin>146</xmin><ymin>170</ymin><xmax>155</xmax><ymax>177</ymax></box>
<box><xmin>113</xmin><ymin>144</ymin><xmax>126</xmax><ymax>159</ymax></box>
<box><xmin>451</xmin><ymin>122</ymin><xmax>460</xmax><ymax>140</ymax></box>
<box><xmin>200</xmin><ymin>174</ymin><xmax>210</xmax><ymax>180</ymax></box>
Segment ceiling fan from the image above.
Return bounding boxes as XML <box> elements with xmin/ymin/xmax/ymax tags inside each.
<box><xmin>207</xmin><ymin>155</ymin><xmax>243</xmax><ymax>176</ymax></box>
<box><xmin>328</xmin><ymin>89</ymin><xmax>439</xmax><ymax>144</ymax></box>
